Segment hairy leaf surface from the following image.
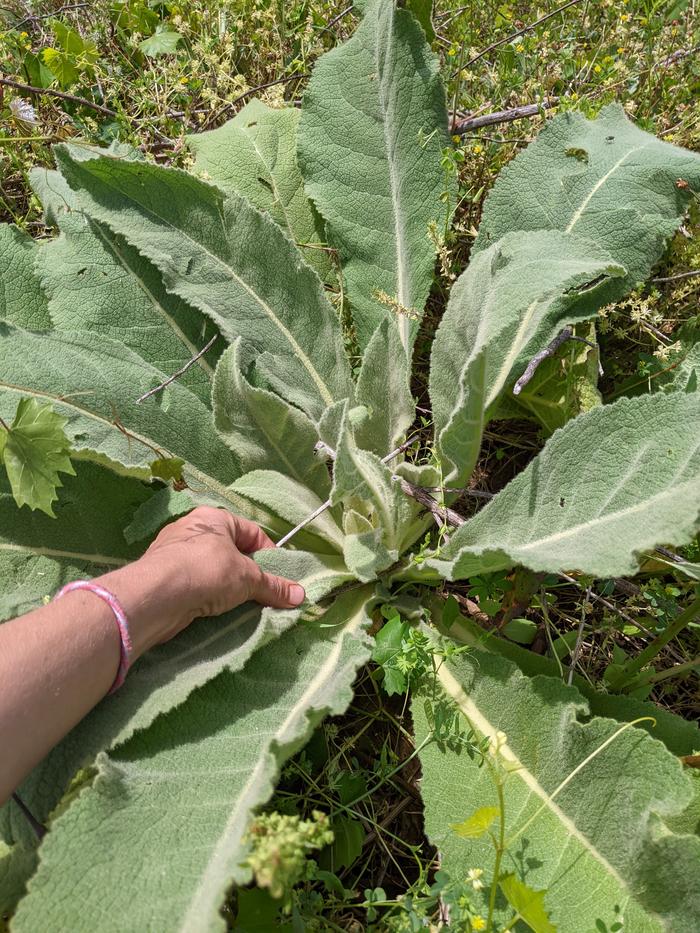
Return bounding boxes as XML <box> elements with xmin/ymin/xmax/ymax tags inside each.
<box><xmin>0</xmin><ymin>323</ymin><xmax>235</xmax><ymax>495</ymax></box>
<box><xmin>187</xmin><ymin>100</ymin><xmax>333</xmax><ymax>280</ymax></box>
<box><xmin>354</xmin><ymin>318</ymin><xmax>415</xmax><ymax>456</ymax></box>
<box><xmin>298</xmin><ymin>0</ymin><xmax>454</xmax><ymax>350</ymax></box>
<box><xmin>213</xmin><ymin>340</ymin><xmax>330</xmax><ymax>494</ymax></box>
<box><xmin>35</xmin><ymin>182</ymin><xmax>218</xmax><ymax>405</ymax></box>
<box><xmin>430</xmin><ymin>231</ymin><xmax>623</xmax><ymax>483</ymax></box>
<box><xmin>414</xmin><ymin>647</ymin><xmax>700</xmax><ymax>932</ymax></box>
<box><xmin>12</xmin><ymin>589</ymin><xmax>374</xmax><ymax>933</ymax></box>
<box><xmin>230</xmin><ymin>470</ymin><xmax>344</xmax><ymax>553</ymax></box>
<box><xmin>0</xmin><ymin>225</ymin><xmax>50</xmax><ymax>329</ymax></box>
<box><xmin>54</xmin><ymin>144</ymin><xmax>352</xmax><ymax>418</ymax></box>
<box><xmin>475</xmin><ymin>104</ymin><xmax>700</xmax><ymax>310</ymax></box>
<box><xmin>428</xmin><ymin>392</ymin><xmax>700</xmax><ymax>579</ymax></box>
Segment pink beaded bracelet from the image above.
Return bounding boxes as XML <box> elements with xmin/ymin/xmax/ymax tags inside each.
<box><xmin>53</xmin><ymin>581</ymin><xmax>132</xmax><ymax>693</ymax></box>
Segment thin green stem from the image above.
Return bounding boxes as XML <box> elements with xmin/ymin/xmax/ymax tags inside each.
<box><xmin>610</xmin><ymin>596</ymin><xmax>700</xmax><ymax>689</ymax></box>
<box><xmin>486</xmin><ymin>773</ymin><xmax>506</xmax><ymax>933</ymax></box>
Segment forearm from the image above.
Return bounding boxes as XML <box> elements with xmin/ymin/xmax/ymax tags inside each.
<box><xmin>0</xmin><ymin>554</ymin><xmax>189</xmax><ymax>805</ymax></box>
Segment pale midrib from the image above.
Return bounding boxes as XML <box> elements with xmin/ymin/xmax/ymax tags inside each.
<box><xmin>436</xmin><ymin>664</ymin><xmax>630</xmax><ymax>892</ymax></box>
<box><xmin>485</xmin><ymin>298</ymin><xmax>539</xmax><ymax>408</ymax></box>
<box><xmin>177</xmin><ymin>602</ymin><xmax>369</xmax><ymax>933</ymax></box>
<box><xmin>375</xmin><ymin>9</ymin><xmax>411</xmax><ymax>352</ymax></box>
<box><xmin>246</xmin><ymin>132</ymin><xmax>295</xmax><ymax>236</ymax></box>
<box><xmin>517</xmin><ymin>477</ymin><xmax>699</xmax><ymax>553</ymax></box>
<box><xmin>79</xmin><ymin>169</ymin><xmax>333</xmax><ymax>407</ymax></box>
<box><xmin>565</xmin><ymin>144</ymin><xmax>649</xmax><ymax>233</ymax></box>
<box><xmin>0</xmin><ymin>541</ymin><xmax>126</xmax><ymax>566</ymax></box>
<box><xmin>0</xmin><ymin>380</ymin><xmax>233</xmax><ymax>506</ymax></box>
<box><xmin>93</xmin><ymin>223</ymin><xmax>214</xmax><ymax>378</ymax></box>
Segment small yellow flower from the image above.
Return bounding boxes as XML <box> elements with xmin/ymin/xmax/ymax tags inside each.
<box><xmin>452</xmin><ymin>134</ymin><xmax>461</xmax><ymax>144</ymax></box>
<box><xmin>620</xmin><ymin>13</ymin><xmax>629</xmax><ymax>21</ymax></box>
<box><xmin>663</xmin><ymin>134</ymin><xmax>674</xmax><ymax>141</ymax></box>
<box><xmin>19</xmin><ymin>30</ymin><xmax>28</xmax><ymax>38</ymax></box>
<box><xmin>472</xmin><ymin>917</ymin><xmax>487</xmax><ymax>931</ymax></box>
<box><xmin>516</xmin><ymin>43</ymin><xmax>525</xmax><ymax>52</ymax></box>
<box><xmin>447</xmin><ymin>47</ymin><xmax>457</xmax><ymax>57</ymax></box>
<box><xmin>179</xmin><ymin>76</ymin><xmax>188</xmax><ymax>84</ymax></box>
<box><xmin>571</xmin><ymin>91</ymin><xmax>579</xmax><ymax>100</ymax></box>
<box><xmin>594</xmin><ymin>64</ymin><xmax>602</xmax><ymax>73</ymax></box>
<box><xmin>468</xmin><ymin>868</ymin><xmax>484</xmax><ymax>891</ymax></box>
<box><xmin>617</xmin><ymin>47</ymin><xmax>625</xmax><ymax>53</ymax></box>
<box><xmin>473</xmin><ymin>144</ymin><xmax>483</xmax><ymax>154</ymax></box>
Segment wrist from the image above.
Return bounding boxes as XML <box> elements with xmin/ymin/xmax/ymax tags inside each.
<box><xmin>98</xmin><ymin>552</ymin><xmax>195</xmax><ymax>660</ymax></box>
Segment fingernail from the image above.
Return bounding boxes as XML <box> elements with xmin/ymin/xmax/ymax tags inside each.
<box><xmin>289</xmin><ymin>584</ymin><xmax>305</xmax><ymax>606</ymax></box>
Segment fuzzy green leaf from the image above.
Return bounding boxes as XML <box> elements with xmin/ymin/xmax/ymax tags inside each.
<box><xmin>213</xmin><ymin>340</ymin><xmax>330</xmax><ymax>495</ymax></box>
<box><xmin>123</xmin><ymin>486</ymin><xmax>194</xmax><ymax>543</ymax></box>
<box><xmin>0</xmin><ymin>398</ymin><xmax>75</xmax><ymax>516</ymax></box>
<box><xmin>0</xmin><ymin>224</ymin><xmax>51</xmax><ymax>329</ymax></box>
<box><xmin>298</xmin><ymin>0</ymin><xmax>454</xmax><ymax>350</ymax></box>
<box><xmin>414</xmin><ymin>647</ymin><xmax>700</xmax><ymax>932</ymax></box>
<box><xmin>33</xmin><ymin>174</ymin><xmax>218</xmax><ymax>405</ymax></box>
<box><xmin>475</xmin><ymin>104</ymin><xmax>700</xmax><ymax>311</ymax></box>
<box><xmin>230</xmin><ymin>469</ymin><xmax>344</xmax><ymax>553</ymax></box>
<box><xmin>11</xmin><ymin>588</ymin><xmax>375</xmax><ymax>933</ymax></box>
<box><xmin>354</xmin><ymin>318</ymin><xmax>415</xmax><ymax>456</ymax></box>
<box><xmin>429</xmin><ymin>230</ymin><xmax>624</xmax><ymax>484</ymax></box>
<box><xmin>54</xmin><ymin>144</ymin><xmax>352</xmax><ymax>419</ymax></box>
<box><xmin>187</xmin><ymin>100</ymin><xmax>333</xmax><ymax>280</ymax></box>
<box><xmin>0</xmin><ymin>322</ymin><xmax>235</xmax><ymax>498</ymax></box>
<box><xmin>428</xmin><ymin>392</ymin><xmax>700</xmax><ymax>580</ymax></box>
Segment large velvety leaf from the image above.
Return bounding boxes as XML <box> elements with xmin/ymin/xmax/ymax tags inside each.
<box><xmin>230</xmin><ymin>470</ymin><xmax>345</xmax><ymax>553</ymax></box>
<box><xmin>187</xmin><ymin>100</ymin><xmax>333</xmax><ymax>280</ymax></box>
<box><xmin>0</xmin><ymin>323</ymin><xmax>235</xmax><ymax>496</ymax></box>
<box><xmin>354</xmin><ymin>318</ymin><xmax>415</xmax><ymax>456</ymax></box>
<box><xmin>213</xmin><ymin>340</ymin><xmax>330</xmax><ymax>495</ymax></box>
<box><xmin>54</xmin><ymin>144</ymin><xmax>352</xmax><ymax>420</ymax></box>
<box><xmin>0</xmin><ymin>225</ymin><xmax>50</xmax><ymax>329</ymax></box>
<box><xmin>414</xmin><ymin>646</ymin><xmax>700</xmax><ymax>932</ymax></box>
<box><xmin>12</xmin><ymin>588</ymin><xmax>375</xmax><ymax>933</ymax></box>
<box><xmin>34</xmin><ymin>177</ymin><xmax>218</xmax><ymax>405</ymax></box>
<box><xmin>427</xmin><ymin>391</ymin><xmax>700</xmax><ymax>580</ymax></box>
<box><xmin>429</xmin><ymin>230</ymin><xmax>623</xmax><ymax>484</ymax></box>
<box><xmin>475</xmin><ymin>104</ymin><xmax>700</xmax><ymax>310</ymax></box>
<box><xmin>298</xmin><ymin>0</ymin><xmax>454</xmax><ymax>350</ymax></box>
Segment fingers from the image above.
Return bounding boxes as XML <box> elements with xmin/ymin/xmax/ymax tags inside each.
<box><xmin>230</xmin><ymin>514</ymin><xmax>276</xmax><ymax>553</ymax></box>
<box><xmin>250</xmin><ymin>568</ymin><xmax>306</xmax><ymax>610</ymax></box>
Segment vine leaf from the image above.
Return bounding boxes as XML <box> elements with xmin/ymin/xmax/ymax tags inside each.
<box><xmin>499</xmin><ymin>875</ymin><xmax>556</xmax><ymax>933</ymax></box>
<box><xmin>0</xmin><ymin>399</ymin><xmax>75</xmax><ymax>517</ymax></box>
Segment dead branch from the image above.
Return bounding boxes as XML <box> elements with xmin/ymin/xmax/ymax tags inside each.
<box><xmin>135</xmin><ymin>335</ymin><xmax>218</xmax><ymax>404</ymax></box>
<box><xmin>452</xmin><ymin>98</ymin><xmax>558</xmax><ymax>135</ymax></box>
<box><xmin>0</xmin><ymin>76</ymin><xmax>117</xmax><ymax>118</ymax></box>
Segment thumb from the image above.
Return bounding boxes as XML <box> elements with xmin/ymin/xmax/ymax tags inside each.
<box><xmin>252</xmin><ymin>570</ymin><xmax>306</xmax><ymax>609</ymax></box>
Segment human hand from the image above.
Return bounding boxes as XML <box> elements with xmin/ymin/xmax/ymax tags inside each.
<box><xmin>131</xmin><ymin>507</ymin><xmax>305</xmax><ymax>651</ymax></box>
